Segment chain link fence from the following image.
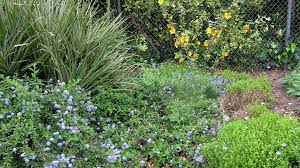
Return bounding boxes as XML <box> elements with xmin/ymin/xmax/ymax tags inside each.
<box><xmin>234</xmin><ymin>0</ymin><xmax>300</xmax><ymax>70</ymax></box>
<box><xmin>292</xmin><ymin>0</ymin><xmax>300</xmax><ymax>41</ymax></box>
<box><xmin>114</xmin><ymin>0</ymin><xmax>300</xmax><ymax>70</ymax></box>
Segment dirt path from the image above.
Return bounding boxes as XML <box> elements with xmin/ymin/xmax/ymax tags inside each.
<box><xmin>253</xmin><ymin>70</ymin><xmax>300</xmax><ymax>119</ymax></box>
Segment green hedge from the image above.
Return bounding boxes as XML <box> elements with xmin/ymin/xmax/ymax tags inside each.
<box><xmin>202</xmin><ymin>112</ymin><xmax>300</xmax><ymax>168</ymax></box>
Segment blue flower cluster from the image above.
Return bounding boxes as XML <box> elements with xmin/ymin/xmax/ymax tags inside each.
<box><xmin>194</xmin><ymin>144</ymin><xmax>205</xmax><ymax>165</ymax></box>
<box><xmin>211</xmin><ymin>77</ymin><xmax>227</xmax><ymax>96</ymax></box>
<box><xmin>101</xmin><ymin>138</ymin><xmax>130</xmax><ymax>164</ymax></box>
<box><xmin>44</xmin><ymin>154</ymin><xmax>77</xmax><ymax>168</ymax></box>
<box><xmin>0</xmin><ymin>78</ymin><xmax>107</xmax><ymax>167</ymax></box>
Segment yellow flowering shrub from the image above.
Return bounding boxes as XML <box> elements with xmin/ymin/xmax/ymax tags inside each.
<box><xmin>125</xmin><ymin>0</ymin><xmax>275</xmax><ymax>67</ymax></box>
<box><xmin>160</xmin><ymin>1</ymin><xmax>270</xmax><ymax>65</ymax></box>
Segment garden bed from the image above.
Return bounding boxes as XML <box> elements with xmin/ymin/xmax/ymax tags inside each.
<box><xmin>253</xmin><ymin>70</ymin><xmax>300</xmax><ymax>119</ymax></box>
<box><xmin>0</xmin><ymin>0</ymin><xmax>299</xmax><ymax>167</ymax></box>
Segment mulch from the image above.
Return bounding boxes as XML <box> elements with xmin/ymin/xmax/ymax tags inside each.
<box><xmin>252</xmin><ymin>70</ymin><xmax>300</xmax><ymax>119</ymax></box>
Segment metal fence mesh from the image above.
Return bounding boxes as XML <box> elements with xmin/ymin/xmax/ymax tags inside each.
<box><xmin>293</xmin><ymin>0</ymin><xmax>300</xmax><ymax>40</ymax></box>
<box><xmin>118</xmin><ymin>0</ymin><xmax>300</xmax><ymax>70</ymax></box>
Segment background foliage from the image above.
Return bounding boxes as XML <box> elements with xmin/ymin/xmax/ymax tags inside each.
<box><xmin>124</xmin><ymin>0</ymin><xmax>300</xmax><ymax>69</ymax></box>
<box><xmin>282</xmin><ymin>63</ymin><xmax>300</xmax><ymax>97</ymax></box>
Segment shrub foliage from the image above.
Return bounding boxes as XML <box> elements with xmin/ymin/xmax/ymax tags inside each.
<box><xmin>202</xmin><ymin>112</ymin><xmax>300</xmax><ymax>168</ymax></box>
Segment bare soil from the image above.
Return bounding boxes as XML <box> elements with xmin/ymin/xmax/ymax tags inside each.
<box><xmin>252</xmin><ymin>70</ymin><xmax>300</xmax><ymax>119</ymax></box>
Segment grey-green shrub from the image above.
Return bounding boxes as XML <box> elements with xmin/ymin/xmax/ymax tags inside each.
<box><xmin>0</xmin><ymin>0</ymin><xmax>135</xmax><ymax>92</ymax></box>
<box><xmin>201</xmin><ymin>112</ymin><xmax>300</xmax><ymax>168</ymax></box>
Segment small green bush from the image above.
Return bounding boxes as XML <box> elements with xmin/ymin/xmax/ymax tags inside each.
<box><xmin>247</xmin><ymin>103</ymin><xmax>270</xmax><ymax>118</ymax></box>
<box><xmin>227</xmin><ymin>76</ymin><xmax>272</xmax><ymax>95</ymax></box>
<box><xmin>222</xmin><ymin>76</ymin><xmax>273</xmax><ymax>111</ymax></box>
<box><xmin>202</xmin><ymin>112</ymin><xmax>300</xmax><ymax>168</ymax></box>
<box><xmin>93</xmin><ymin>87</ymin><xmax>144</xmax><ymax>121</ymax></box>
<box><xmin>218</xmin><ymin>70</ymin><xmax>252</xmax><ymax>81</ymax></box>
<box><xmin>143</xmin><ymin>62</ymin><xmax>218</xmax><ymax>100</ymax></box>
<box><xmin>141</xmin><ymin>63</ymin><xmax>219</xmax><ymax>122</ymax></box>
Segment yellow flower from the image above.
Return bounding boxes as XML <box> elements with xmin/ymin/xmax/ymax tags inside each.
<box><xmin>162</xmin><ymin>11</ymin><xmax>168</xmax><ymax>18</ymax></box>
<box><xmin>179</xmin><ymin>57</ymin><xmax>185</xmax><ymax>63</ymax></box>
<box><xmin>169</xmin><ymin>15</ymin><xmax>173</xmax><ymax>20</ymax></box>
<box><xmin>222</xmin><ymin>51</ymin><xmax>229</xmax><ymax>57</ymax></box>
<box><xmin>177</xmin><ymin>35</ymin><xmax>190</xmax><ymax>47</ymax></box>
<box><xmin>243</xmin><ymin>24</ymin><xmax>250</xmax><ymax>33</ymax></box>
<box><xmin>178</xmin><ymin>36</ymin><xmax>185</xmax><ymax>44</ymax></box>
<box><xmin>170</xmin><ymin>27</ymin><xmax>176</xmax><ymax>35</ymax></box>
<box><xmin>224</xmin><ymin>12</ymin><xmax>232</xmax><ymax>20</ymax></box>
<box><xmin>158</xmin><ymin>0</ymin><xmax>163</xmax><ymax>6</ymax></box>
<box><xmin>174</xmin><ymin>42</ymin><xmax>179</xmax><ymax>49</ymax></box>
<box><xmin>166</xmin><ymin>23</ymin><xmax>172</xmax><ymax>29</ymax></box>
<box><xmin>183</xmin><ymin>35</ymin><xmax>190</xmax><ymax>43</ymax></box>
<box><xmin>203</xmin><ymin>40</ymin><xmax>209</xmax><ymax>48</ymax></box>
<box><xmin>196</xmin><ymin>41</ymin><xmax>201</xmax><ymax>45</ymax></box>
<box><xmin>217</xmin><ymin>30</ymin><xmax>222</xmax><ymax>37</ymax></box>
<box><xmin>212</xmin><ymin>30</ymin><xmax>218</xmax><ymax>37</ymax></box>
<box><xmin>188</xmin><ymin>51</ymin><xmax>193</xmax><ymax>57</ymax></box>
<box><xmin>193</xmin><ymin>52</ymin><xmax>199</xmax><ymax>59</ymax></box>
<box><xmin>206</xmin><ymin>27</ymin><xmax>213</xmax><ymax>35</ymax></box>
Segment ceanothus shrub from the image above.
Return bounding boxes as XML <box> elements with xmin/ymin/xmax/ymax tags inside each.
<box><xmin>0</xmin><ymin>76</ymin><xmax>107</xmax><ymax>167</ymax></box>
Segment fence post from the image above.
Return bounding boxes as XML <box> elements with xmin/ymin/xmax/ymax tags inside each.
<box><xmin>106</xmin><ymin>0</ymin><xmax>111</xmax><ymax>13</ymax></box>
<box><xmin>285</xmin><ymin>0</ymin><xmax>294</xmax><ymax>46</ymax></box>
<box><xmin>117</xmin><ymin>0</ymin><xmax>122</xmax><ymax>16</ymax></box>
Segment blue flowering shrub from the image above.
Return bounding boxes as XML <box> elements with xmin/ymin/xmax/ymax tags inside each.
<box><xmin>141</xmin><ymin>63</ymin><xmax>219</xmax><ymax>124</ymax></box>
<box><xmin>201</xmin><ymin>112</ymin><xmax>300</xmax><ymax>168</ymax></box>
<box><xmin>92</xmin><ymin>63</ymin><xmax>222</xmax><ymax>167</ymax></box>
<box><xmin>0</xmin><ymin>76</ymin><xmax>105</xmax><ymax>167</ymax></box>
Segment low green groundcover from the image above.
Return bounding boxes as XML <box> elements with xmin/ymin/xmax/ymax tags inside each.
<box><xmin>202</xmin><ymin>112</ymin><xmax>300</xmax><ymax>168</ymax></box>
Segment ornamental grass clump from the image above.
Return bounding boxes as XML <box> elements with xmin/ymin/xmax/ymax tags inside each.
<box><xmin>0</xmin><ymin>0</ymin><xmax>37</xmax><ymax>76</ymax></box>
<box><xmin>0</xmin><ymin>0</ymin><xmax>135</xmax><ymax>92</ymax></box>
